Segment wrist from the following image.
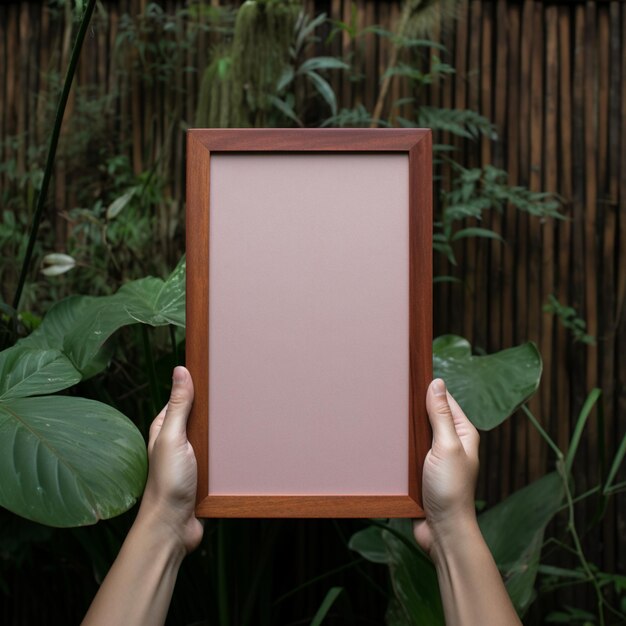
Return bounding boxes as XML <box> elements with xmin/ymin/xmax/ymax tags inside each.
<box><xmin>134</xmin><ymin>499</ymin><xmax>188</xmax><ymax>564</ymax></box>
<box><xmin>429</xmin><ymin>512</ymin><xmax>482</xmax><ymax>568</ymax></box>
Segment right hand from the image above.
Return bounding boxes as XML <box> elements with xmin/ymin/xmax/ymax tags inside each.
<box><xmin>140</xmin><ymin>366</ymin><xmax>204</xmax><ymax>555</ymax></box>
<box><xmin>413</xmin><ymin>379</ymin><xmax>480</xmax><ymax>558</ymax></box>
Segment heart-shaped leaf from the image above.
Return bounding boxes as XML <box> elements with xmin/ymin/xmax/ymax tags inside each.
<box><xmin>0</xmin><ymin>396</ymin><xmax>147</xmax><ymax>527</ymax></box>
<box><xmin>19</xmin><ymin>257</ymin><xmax>186</xmax><ymax>378</ymax></box>
<box><xmin>433</xmin><ymin>335</ymin><xmax>542</xmax><ymax>430</ymax></box>
<box><xmin>116</xmin><ymin>255</ymin><xmax>186</xmax><ymax>327</ymax></box>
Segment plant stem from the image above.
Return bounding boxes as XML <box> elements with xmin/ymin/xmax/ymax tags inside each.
<box><xmin>522</xmin><ymin>404</ymin><xmax>563</xmax><ymax>460</ymax></box>
<box><xmin>12</xmin><ymin>0</ymin><xmax>97</xmax><ymax>312</ymax></box>
<box><xmin>369</xmin><ymin>2</ymin><xmax>411</xmax><ymax>127</ymax></box>
<box><xmin>557</xmin><ymin>459</ymin><xmax>606</xmax><ymax>626</ymax></box>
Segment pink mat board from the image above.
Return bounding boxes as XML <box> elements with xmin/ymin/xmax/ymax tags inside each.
<box><xmin>208</xmin><ymin>153</ymin><xmax>409</xmax><ymax>495</ymax></box>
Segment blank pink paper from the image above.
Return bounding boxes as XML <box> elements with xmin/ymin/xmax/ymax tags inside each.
<box><xmin>208</xmin><ymin>153</ymin><xmax>409</xmax><ymax>495</ymax></box>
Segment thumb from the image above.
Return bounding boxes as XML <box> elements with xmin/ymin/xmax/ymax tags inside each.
<box><xmin>160</xmin><ymin>366</ymin><xmax>194</xmax><ymax>438</ymax></box>
<box><xmin>426</xmin><ymin>379</ymin><xmax>460</xmax><ymax>448</ymax></box>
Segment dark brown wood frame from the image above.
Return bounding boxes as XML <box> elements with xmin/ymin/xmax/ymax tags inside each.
<box><xmin>186</xmin><ymin>129</ymin><xmax>432</xmax><ymax>518</ymax></box>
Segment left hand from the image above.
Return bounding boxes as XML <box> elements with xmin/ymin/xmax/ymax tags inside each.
<box><xmin>140</xmin><ymin>366</ymin><xmax>204</xmax><ymax>554</ymax></box>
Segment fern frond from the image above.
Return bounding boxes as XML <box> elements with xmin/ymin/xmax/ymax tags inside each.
<box><xmin>418</xmin><ymin>106</ymin><xmax>496</xmax><ymax>140</ymax></box>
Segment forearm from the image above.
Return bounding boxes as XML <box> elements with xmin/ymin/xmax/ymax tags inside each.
<box><xmin>82</xmin><ymin>506</ymin><xmax>185</xmax><ymax>626</ymax></box>
<box><xmin>431</xmin><ymin>518</ymin><xmax>522</xmax><ymax>626</ymax></box>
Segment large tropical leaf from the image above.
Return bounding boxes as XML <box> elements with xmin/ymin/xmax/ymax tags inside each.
<box><xmin>19</xmin><ymin>257</ymin><xmax>186</xmax><ymax>378</ymax></box>
<box><xmin>0</xmin><ymin>396</ymin><xmax>147</xmax><ymax>527</ymax></box>
<box><xmin>20</xmin><ymin>295</ymin><xmax>126</xmax><ymax>378</ymax></box>
<box><xmin>350</xmin><ymin>521</ymin><xmax>444</xmax><ymax>626</ymax></box>
<box><xmin>433</xmin><ymin>335</ymin><xmax>542</xmax><ymax>430</ymax></box>
<box><xmin>348</xmin><ymin>524</ymin><xmax>388</xmax><ymax>564</ymax></box>
<box><xmin>0</xmin><ymin>346</ymin><xmax>81</xmax><ymax>400</ymax></box>
<box><xmin>479</xmin><ymin>472</ymin><xmax>564</xmax><ymax>614</ymax></box>
<box><xmin>115</xmin><ymin>255</ymin><xmax>186</xmax><ymax>327</ymax></box>
<box><xmin>382</xmin><ymin>520</ymin><xmax>444</xmax><ymax>626</ymax></box>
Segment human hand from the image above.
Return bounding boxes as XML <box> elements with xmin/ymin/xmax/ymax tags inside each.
<box><xmin>139</xmin><ymin>366</ymin><xmax>204</xmax><ymax>555</ymax></box>
<box><xmin>413</xmin><ymin>379</ymin><xmax>480</xmax><ymax>559</ymax></box>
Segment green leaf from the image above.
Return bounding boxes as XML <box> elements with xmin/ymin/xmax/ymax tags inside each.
<box><xmin>298</xmin><ymin>57</ymin><xmax>349</xmax><ymax>74</ymax></box>
<box><xmin>276</xmin><ymin>66</ymin><xmax>295</xmax><ymax>92</ymax></box>
<box><xmin>310</xmin><ymin>587</ymin><xmax>343</xmax><ymax>626</ymax></box>
<box><xmin>604</xmin><ymin>431</ymin><xmax>626</xmax><ymax>494</ymax></box>
<box><xmin>348</xmin><ymin>525</ymin><xmax>388</xmax><ymax>564</ymax></box>
<box><xmin>433</xmin><ymin>335</ymin><xmax>542</xmax><ymax>430</ymax></box>
<box><xmin>0</xmin><ymin>396</ymin><xmax>147</xmax><ymax>527</ymax></box>
<box><xmin>382</xmin><ymin>520</ymin><xmax>445</xmax><ymax>626</ymax></box>
<box><xmin>20</xmin><ymin>295</ymin><xmax>117</xmax><ymax>379</ymax></box>
<box><xmin>433</xmin><ymin>275</ymin><xmax>461</xmax><ymax>284</ymax></box>
<box><xmin>306</xmin><ymin>71</ymin><xmax>338</xmax><ymax>116</ymax></box>
<box><xmin>418</xmin><ymin>107</ymin><xmax>496</xmax><ymax>140</ymax></box>
<box><xmin>0</xmin><ymin>346</ymin><xmax>81</xmax><ymax>400</ymax></box>
<box><xmin>106</xmin><ymin>188</ymin><xmax>136</xmax><ymax>220</ymax></box>
<box><xmin>295</xmin><ymin>12</ymin><xmax>326</xmax><ymax>52</ymax></box>
<box><xmin>270</xmin><ymin>96</ymin><xmax>302</xmax><ymax>126</ymax></box>
<box><xmin>20</xmin><ymin>258</ymin><xmax>186</xmax><ymax>377</ymax></box>
<box><xmin>385</xmin><ymin>599</ymin><xmax>413</xmax><ymax>626</ymax></box>
<box><xmin>116</xmin><ymin>256</ymin><xmax>186</xmax><ymax>326</ymax></box>
<box><xmin>451</xmin><ymin>227</ymin><xmax>504</xmax><ymax>243</ymax></box>
<box><xmin>479</xmin><ymin>472</ymin><xmax>564</xmax><ymax>614</ymax></box>
<box><xmin>564</xmin><ymin>388</ymin><xmax>601</xmax><ymax>474</ymax></box>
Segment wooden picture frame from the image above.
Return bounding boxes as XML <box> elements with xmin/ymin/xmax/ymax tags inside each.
<box><xmin>186</xmin><ymin>129</ymin><xmax>432</xmax><ymax>518</ymax></box>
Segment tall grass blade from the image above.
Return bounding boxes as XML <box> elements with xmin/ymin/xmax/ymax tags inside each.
<box><xmin>310</xmin><ymin>587</ymin><xmax>343</xmax><ymax>626</ymax></box>
<box><xmin>564</xmin><ymin>388</ymin><xmax>601</xmax><ymax>475</ymax></box>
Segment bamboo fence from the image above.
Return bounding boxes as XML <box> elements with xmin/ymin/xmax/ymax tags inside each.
<box><xmin>0</xmin><ymin>0</ymin><xmax>624</xmax><ymax>588</ymax></box>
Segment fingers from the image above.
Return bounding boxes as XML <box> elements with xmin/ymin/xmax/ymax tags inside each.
<box><xmin>160</xmin><ymin>366</ymin><xmax>195</xmax><ymax>439</ymax></box>
<box><xmin>426</xmin><ymin>379</ymin><xmax>461</xmax><ymax>448</ymax></box>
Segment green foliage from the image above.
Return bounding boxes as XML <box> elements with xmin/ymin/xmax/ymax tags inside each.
<box><xmin>435</xmin><ymin>164</ymin><xmax>562</xmax><ymax>265</ymax></box>
<box><xmin>401</xmin><ymin>0</ymin><xmax>459</xmax><ymax>39</ymax></box>
<box><xmin>0</xmin><ymin>396</ymin><xmax>146</xmax><ymax>527</ymax></box>
<box><xmin>232</xmin><ymin>0</ymin><xmax>301</xmax><ymax>120</ymax></box>
<box><xmin>479</xmin><ymin>472</ymin><xmax>564</xmax><ymax>613</ymax></box>
<box><xmin>1</xmin><ymin>1</ymin><xmax>622</xmax><ymax>623</ymax></box>
<box><xmin>115</xmin><ymin>2</ymin><xmax>225</xmax><ymax>88</ymax></box>
<box><xmin>351</xmin><ymin>333</ymin><xmax>626</xmax><ymax>624</ymax></box>
<box><xmin>433</xmin><ymin>335</ymin><xmax>542</xmax><ymax>430</ymax></box>
<box><xmin>324</xmin><ymin>18</ymin><xmax>563</xmax><ymax>276</ymax></box>
<box><xmin>350</xmin><ymin>473</ymin><xmax>566</xmax><ymax>622</ymax></box>
<box><xmin>310</xmin><ymin>586</ymin><xmax>343</xmax><ymax>626</ymax></box>
<box><xmin>197</xmin><ymin>0</ymin><xmax>302</xmax><ymax>127</ymax></box>
<box><xmin>0</xmin><ymin>259</ymin><xmax>185</xmax><ymax>526</ymax></box>
<box><xmin>20</xmin><ymin>257</ymin><xmax>185</xmax><ymax>377</ymax></box>
<box><xmin>196</xmin><ymin>6</ymin><xmax>347</xmax><ymax>128</ymax></box>
<box><xmin>63</xmin><ymin>157</ymin><xmax>169</xmax><ymax>294</ymax></box>
<box><xmin>544</xmin><ymin>294</ymin><xmax>596</xmax><ymax>345</ymax></box>
<box><xmin>349</xmin><ymin>520</ymin><xmax>443</xmax><ymax>625</ymax></box>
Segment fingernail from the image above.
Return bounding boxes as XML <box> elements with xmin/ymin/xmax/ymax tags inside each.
<box><xmin>432</xmin><ymin>379</ymin><xmax>446</xmax><ymax>396</ymax></box>
<box><xmin>173</xmin><ymin>366</ymin><xmax>186</xmax><ymax>384</ymax></box>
